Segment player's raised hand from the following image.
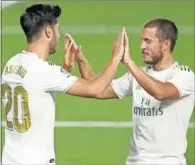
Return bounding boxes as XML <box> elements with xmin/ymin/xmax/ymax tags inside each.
<box><xmin>112</xmin><ymin>27</ymin><xmax>126</xmax><ymax>62</ymax></box>
<box><xmin>75</xmin><ymin>45</ymin><xmax>87</xmax><ymax>62</ymax></box>
<box><xmin>65</xmin><ymin>33</ymin><xmax>78</xmax><ymax>55</ymax></box>
<box><xmin>63</xmin><ymin>34</ymin><xmax>74</xmax><ymax>72</ymax></box>
<box><xmin>121</xmin><ymin>28</ymin><xmax>132</xmax><ymax>65</ymax></box>
<box><xmin>66</xmin><ymin>33</ymin><xmax>87</xmax><ymax>63</ymax></box>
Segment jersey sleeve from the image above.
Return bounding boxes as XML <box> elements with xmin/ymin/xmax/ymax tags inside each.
<box><xmin>43</xmin><ymin>65</ymin><xmax>79</xmax><ymax>93</ymax></box>
<box><xmin>167</xmin><ymin>68</ymin><xmax>194</xmax><ymax>98</ymax></box>
<box><xmin>111</xmin><ymin>72</ymin><xmax>133</xmax><ymax>99</ymax></box>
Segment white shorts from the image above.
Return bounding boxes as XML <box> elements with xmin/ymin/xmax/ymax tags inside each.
<box><xmin>126</xmin><ymin>156</ymin><xmax>187</xmax><ymax>165</ymax></box>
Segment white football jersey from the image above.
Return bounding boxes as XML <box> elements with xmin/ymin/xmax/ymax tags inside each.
<box><xmin>1</xmin><ymin>51</ymin><xmax>79</xmax><ymax>165</ymax></box>
<box><xmin>111</xmin><ymin>62</ymin><xmax>194</xmax><ymax>163</ymax></box>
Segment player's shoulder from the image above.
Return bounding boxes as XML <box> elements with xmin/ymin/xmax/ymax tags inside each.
<box><xmin>43</xmin><ymin>61</ymin><xmax>69</xmax><ymax>74</ymax></box>
<box><xmin>4</xmin><ymin>53</ymin><xmax>20</xmax><ymax>65</ymax></box>
<box><xmin>43</xmin><ymin>60</ymin><xmax>57</xmax><ymax>69</ymax></box>
<box><xmin>47</xmin><ymin>60</ymin><xmax>56</xmax><ymax>66</ymax></box>
<box><xmin>43</xmin><ymin>60</ymin><xmax>56</xmax><ymax>73</ymax></box>
<box><xmin>174</xmin><ymin>62</ymin><xmax>192</xmax><ymax>72</ymax></box>
<box><xmin>171</xmin><ymin>62</ymin><xmax>194</xmax><ymax>82</ymax></box>
<box><xmin>173</xmin><ymin>62</ymin><xmax>194</xmax><ymax>75</ymax></box>
<box><xmin>3</xmin><ymin>54</ymin><xmax>23</xmax><ymax>73</ymax></box>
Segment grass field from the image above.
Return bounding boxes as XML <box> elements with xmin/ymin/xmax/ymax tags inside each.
<box><xmin>1</xmin><ymin>1</ymin><xmax>194</xmax><ymax>165</ymax></box>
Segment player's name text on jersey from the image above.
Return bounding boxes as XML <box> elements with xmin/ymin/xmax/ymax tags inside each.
<box><xmin>4</xmin><ymin>65</ymin><xmax>27</xmax><ymax>78</ymax></box>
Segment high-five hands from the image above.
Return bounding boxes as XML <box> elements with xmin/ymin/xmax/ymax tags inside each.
<box><xmin>121</xmin><ymin>28</ymin><xmax>132</xmax><ymax>65</ymax></box>
<box><xmin>111</xmin><ymin>27</ymin><xmax>126</xmax><ymax>63</ymax></box>
<box><xmin>63</xmin><ymin>34</ymin><xmax>75</xmax><ymax>72</ymax></box>
<box><xmin>63</xmin><ymin>27</ymin><xmax>130</xmax><ymax>72</ymax></box>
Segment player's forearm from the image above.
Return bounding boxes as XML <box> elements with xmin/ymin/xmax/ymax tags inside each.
<box><xmin>125</xmin><ymin>60</ymin><xmax>165</xmax><ymax>100</ymax></box>
<box><xmin>88</xmin><ymin>58</ymin><xmax>120</xmax><ymax>96</ymax></box>
<box><xmin>77</xmin><ymin>59</ymin><xmax>96</xmax><ymax>80</ymax></box>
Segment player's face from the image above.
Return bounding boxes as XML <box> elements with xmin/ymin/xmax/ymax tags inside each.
<box><xmin>49</xmin><ymin>23</ymin><xmax>60</xmax><ymax>55</ymax></box>
<box><xmin>140</xmin><ymin>27</ymin><xmax>164</xmax><ymax>65</ymax></box>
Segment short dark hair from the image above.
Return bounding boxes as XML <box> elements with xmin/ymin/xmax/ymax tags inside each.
<box><xmin>144</xmin><ymin>18</ymin><xmax>178</xmax><ymax>52</ymax></box>
<box><xmin>20</xmin><ymin>4</ymin><xmax>61</xmax><ymax>43</ymax></box>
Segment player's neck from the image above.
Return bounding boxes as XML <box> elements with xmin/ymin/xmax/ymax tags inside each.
<box><xmin>26</xmin><ymin>42</ymin><xmax>49</xmax><ymax>61</ymax></box>
<box><xmin>153</xmin><ymin>54</ymin><xmax>175</xmax><ymax>71</ymax></box>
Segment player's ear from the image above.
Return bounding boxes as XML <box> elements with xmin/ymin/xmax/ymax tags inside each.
<box><xmin>45</xmin><ymin>25</ymin><xmax>53</xmax><ymax>39</ymax></box>
<box><xmin>163</xmin><ymin>39</ymin><xmax>171</xmax><ymax>51</ymax></box>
